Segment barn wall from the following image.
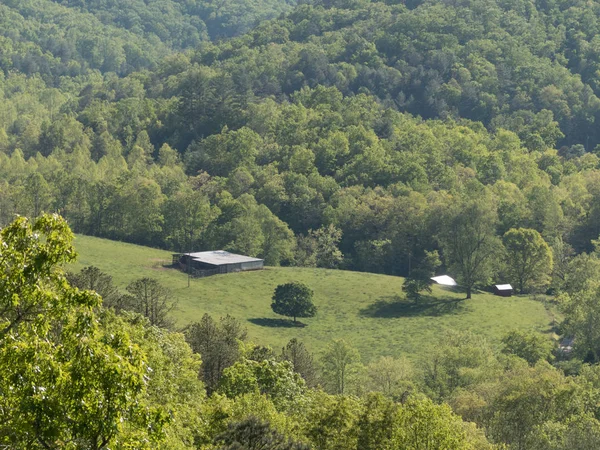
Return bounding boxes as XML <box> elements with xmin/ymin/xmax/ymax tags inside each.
<box><xmin>241</xmin><ymin>260</ymin><xmax>264</xmax><ymax>271</ymax></box>
<box><xmin>225</xmin><ymin>263</ymin><xmax>243</xmax><ymax>273</ymax></box>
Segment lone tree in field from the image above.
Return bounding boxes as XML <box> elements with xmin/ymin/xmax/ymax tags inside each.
<box><xmin>271</xmin><ymin>282</ymin><xmax>316</xmax><ymax>324</ymax></box>
<box><xmin>403</xmin><ymin>250</ymin><xmax>441</xmax><ymax>302</ymax></box>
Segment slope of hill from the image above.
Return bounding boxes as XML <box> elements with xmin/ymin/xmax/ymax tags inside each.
<box><xmin>0</xmin><ymin>0</ymin><xmax>296</xmax><ymax>79</ymax></box>
<box><xmin>71</xmin><ymin>234</ymin><xmax>554</xmax><ymax>361</ymax></box>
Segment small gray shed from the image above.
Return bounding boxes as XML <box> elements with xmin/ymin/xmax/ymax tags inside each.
<box><xmin>174</xmin><ymin>250</ymin><xmax>264</xmax><ymax>276</ymax></box>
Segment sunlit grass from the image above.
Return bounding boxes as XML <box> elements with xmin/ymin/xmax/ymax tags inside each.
<box><xmin>71</xmin><ymin>234</ymin><xmax>554</xmax><ymax>363</ymax></box>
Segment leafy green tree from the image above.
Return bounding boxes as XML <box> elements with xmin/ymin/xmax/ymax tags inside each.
<box><xmin>67</xmin><ymin>265</ymin><xmax>126</xmax><ymax>312</ymax></box>
<box><xmin>163</xmin><ymin>186</ymin><xmax>219</xmax><ymax>252</ymax></box>
<box><xmin>526</xmin><ymin>414</ymin><xmax>600</xmax><ymax>450</ymax></box>
<box><xmin>501</xmin><ymin>330</ymin><xmax>554</xmax><ymax>366</ymax></box>
<box><xmin>422</xmin><ymin>330</ymin><xmax>501</xmax><ymax>402</ymax></box>
<box><xmin>438</xmin><ymin>192</ymin><xmax>499</xmax><ymax>299</ymax></box>
<box><xmin>366</xmin><ymin>356</ymin><xmax>414</xmax><ymax>398</ymax></box>
<box><xmin>560</xmin><ymin>286</ymin><xmax>600</xmax><ymax>362</ymax></box>
<box><xmin>124</xmin><ymin>277</ymin><xmax>177</xmax><ymax>329</ymax></box>
<box><xmin>503</xmin><ymin>228</ymin><xmax>554</xmax><ymax>293</ymax></box>
<box><xmin>402</xmin><ymin>250</ymin><xmax>441</xmax><ymax>302</ymax></box>
<box><xmin>215</xmin><ymin>417</ymin><xmax>310</xmax><ymax>450</ymax></box>
<box><xmin>356</xmin><ymin>393</ymin><xmax>397</xmax><ymax>450</ymax></box>
<box><xmin>218</xmin><ymin>358</ymin><xmax>306</xmax><ymax>410</ymax></box>
<box><xmin>394</xmin><ymin>397</ymin><xmax>480</xmax><ymax>450</ymax></box>
<box><xmin>0</xmin><ymin>214</ymin><xmax>166</xmax><ymax>448</ymax></box>
<box><xmin>487</xmin><ymin>363</ymin><xmax>586</xmax><ymax>450</ymax></box>
<box><xmin>185</xmin><ymin>314</ymin><xmax>247</xmax><ymax>393</ymax></box>
<box><xmin>302</xmin><ymin>392</ymin><xmax>361</xmax><ymax>450</ymax></box>
<box><xmin>23</xmin><ymin>172</ymin><xmax>52</xmax><ymax>218</ymax></box>
<box><xmin>281</xmin><ymin>338</ymin><xmax>318</xmax><ymax>388</ymax></box>
<box><xmin>320</xmin><ymin>339</ymin><xmax>360</xmax><ymax>395</ymax></box>
<box><xmin>271</xmin><ymin>282</ymin><xmax>317</xmax><ymax>324</ymax></box>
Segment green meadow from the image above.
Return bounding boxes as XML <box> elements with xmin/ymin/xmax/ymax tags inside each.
<box><xmin>71</xmin><ymin>234</ymin><xmax>555</xmax><ymax>362</ymax></box>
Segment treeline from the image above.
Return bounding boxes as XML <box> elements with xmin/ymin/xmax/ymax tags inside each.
<box><xmin>3</xmin><ymin>82</ymin><xmax>600</xmax><ymax>293</ymax></box>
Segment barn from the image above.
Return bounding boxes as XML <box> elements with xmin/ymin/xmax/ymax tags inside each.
<box><xmin>173</xmin><ymin>251</ymin><xmax>264</xmax><ymax>276</ymax></box>
<box><xmin>493</xmin><ymin>284</ymin><xmax>513</xmax><ymax>297</ymax></box>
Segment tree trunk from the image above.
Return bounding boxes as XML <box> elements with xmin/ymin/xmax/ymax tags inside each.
<box><xmin>466</xmin><ymin>286</ymin><xmax>472</xmax><ymax>299</ymax></box>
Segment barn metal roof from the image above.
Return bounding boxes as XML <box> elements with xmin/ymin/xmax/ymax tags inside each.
<box><xmin>185</xmin><ymin>250</ymin><xmax>263</xmax><ymax>266</ymax></box>
<box><xmin>495</xmin><ymin>284</ymin><xmax>513</xmax><ymax>290</ymax></box>
<box><xmin>430</xmin><ymin>275</ymin><xmax>458</xmax><ymax>286</ymax></box>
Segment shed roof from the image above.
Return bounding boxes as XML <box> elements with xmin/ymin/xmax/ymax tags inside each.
<box><xmin>430</xmin><ymin>275</ymin><xmax>458</xmax><ymax>286</ymax></box>
<box><xmin>185</xmin><ymin>250</ymin><xmax>263</xmax><ymax>266</ymax></box>
<box><xmin>495</xmin><ymin>284</ymin><xmax>513</xmax><ymax>291</ymax></box>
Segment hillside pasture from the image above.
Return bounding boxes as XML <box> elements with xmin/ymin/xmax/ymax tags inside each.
<box><xmin>71</xmin><ymin>235</ymin><xmax>554</xmax><ymax>362</ymax></box>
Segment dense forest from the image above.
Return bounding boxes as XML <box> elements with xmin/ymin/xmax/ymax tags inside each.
<box><xmin>6</xmin><ymin>0</ymin><xmax>600</xmax><ymax>447</ymax></box>
<box><xmin>4</xmin><ymin>0</ymin><xmax>600</xmax><ymax>283</ymax></box>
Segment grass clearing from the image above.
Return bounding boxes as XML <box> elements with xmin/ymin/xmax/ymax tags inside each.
<box><xmin>71</xmin><ymin>234</ymin><xmax>554</xmax><ymax>362</ymax></box>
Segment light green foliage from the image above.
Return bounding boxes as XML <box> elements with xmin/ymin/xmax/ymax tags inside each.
<box><xmin>394</xmin><ymin>397</ymin><xmax>477</xmax><ymax>450</ymax></box>
<box><xmin>502</xmin><ymin>228</ymin><xmax>553</xmax><ymax>293</ymax></box>
<box><xmin>0</xmin><ymin>214</ymin><xmax>166</xmax><ymax>448</ymax></box>
<box><xmin>501</xmin><ymin>330</ymin><xmax>554</xmax><ymax>366</ymax></box>
<box><xmin>111</xmin><ymin>312</ymin><xmax>205</xmax><ymax>448</ymax></box>
<box><xmin>487</xmin><ymin>363</ymin><xmax>587</xmax><ymax>450</ymax></box>
<box><xmin>320</xmin><ymin>339</ymin><xmax>360</xmax><ymax>395</ymax></box>
<box><xmin>422</xmin><ymin>331</ymin><xmax>501</xmax><ymax>402</ymax></box>
<box><xmin>559</xmin><ymin>285</ymin><xmax>600</xmax><ymax>362</ymax></box>
<box><xmin>218</xmin><ymin>358</ymin><xmax>306</xmax><ymax>410</ymax></box>
<box><xmin>526</xmin><ymin>414</ymin><xmax>600</xmax><ymax>450</ymax></box>
<box><xmin>301</xmin><ymin>392</ymin><xmax>361</xmax><ymax>450</ymax></box>
<box><xmin>366</xmin><ymin>356</ymin><xmax>414</xmax><ymax>398</ymax></box>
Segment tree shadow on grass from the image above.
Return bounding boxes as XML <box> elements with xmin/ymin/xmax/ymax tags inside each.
<box><xmin>360</xmin><ymin>295</ymin><xmax>468</xmax><ymax>318</ymax></box>
<box><xmin>248</xmin><ymin>318</ymin><xmax>307</xmax><ymax>328</ymax></box>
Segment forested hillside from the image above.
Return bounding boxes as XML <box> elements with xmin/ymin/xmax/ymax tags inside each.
<box><xmin>0</xmin><ymin>0</ymin><xmax>296</xmax><ymax>79</ymax></box>
<box><xmin>7</xmin><ymin>0</ymin><xmax>600</xmax><ymax>448</ymax></box>
<box><xmin>4</xmin><ymin>0</ymin><xmax>600</xmax><ymax>286</ymax></box>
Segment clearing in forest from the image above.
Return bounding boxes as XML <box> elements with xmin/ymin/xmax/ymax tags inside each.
<box><xmin>71</xmin><ymin>234</ymin><xmax>554</xmax><ymax>362</ymax></box>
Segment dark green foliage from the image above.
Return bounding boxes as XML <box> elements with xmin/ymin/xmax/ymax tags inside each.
<box><xmin>402</xmin><ymin>250</ymin><xmax>441</xmax><ymax>302</ymax></box>
<box><xmin>281</xmin><ymin>338</ymin><xmax>318</xmax><ymax>387</ymax></box>
<box><xmin>215</xmin><ymin>417</ymin><xmax>310</xmax><ymax>450</ymax></box>
<box><xmin>66</xmin><ymin>266</ymin><xmax>127</xmax><ymax>312</ymax></box>
<box><xmin>271</xmin><ymin>282</ymin><xmax>316</xmax><ymax>323</ymax></box>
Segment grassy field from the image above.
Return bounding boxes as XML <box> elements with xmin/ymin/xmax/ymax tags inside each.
<box><xmin>71</xmin><ymin>235</ymin><xmax>555</xmax><ymax>362</ymax></box>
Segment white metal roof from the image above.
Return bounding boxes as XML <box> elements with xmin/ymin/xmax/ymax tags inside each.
<box><xmin>186</xmin><ymin>250</ymin><xmax>263</xmax><ymax>266</ymax></box>
<box><xmin>495</xmin><ymin>284</ymin><xmax>513</xmax><ymax>290</ymax></box>
<box><xmin>430</xmin><ymin>275</ymin><xmax>458</xmax><ymax>286</ymax></box>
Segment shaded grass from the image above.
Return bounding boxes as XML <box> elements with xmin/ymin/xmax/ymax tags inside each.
<box><xmin>360</xmin><ymin>295</ymin><xmax>468</xmax><ymax>318</ymax></box>
<box><xmin>248</xmin><ymin>318</ymin><xmax>307</xmax><ymax>328</ymax></box>
<box><xmin>71</xmin><ymin>234</ymin><xmax>555</xmax><ymax>362</ymax></box>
